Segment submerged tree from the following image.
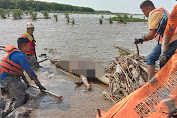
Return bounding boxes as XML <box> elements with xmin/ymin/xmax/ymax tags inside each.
<box><xmin>71</xmin><ymin>17</ymin><xmax>75</xmax><ymax>25</ymax></box>
<box><xmin>109</xmin><ymin>17</ymin><xmax>113</xmax><ymax>24</ymax></box>
<box><xmin>99</xmin><ymin>18</ymin><xmax>103</xmax><ymax>24</ymax></box>
<box><xmin>31</xmin><ymin>12</ymin><xmax>38</xmax><ymax>20</ymax></box>
<box><xmin>41</xmin><ymin>10</ymin><xmax>49</xmax><ymax>19</ymax></box>
<box><xmin>6</xmin><ymin>9</ymin><xmax>11</xmax><ymax>17</ymax></box>
<box><xmin>0</xmin><ymin>8</ymin><xmax>6</xmax><ymax>19</ymax></box>
<box><xmin>12</xmin><ymin>9</ymin><xmax>23</xmax><ymax>19</ymax></box>
<box><xmin>117</xmin><ymin>14</ymin><xmax>129</xmax><ymax>24</ymax></box>
<box><xmin>65</xmin><ymin>13</ymin><xmax>70</xmax><ymax>23</ymax></box>
<box><xmin>53</xmin><ymin>14</ymin><xmax>58</xmax><ymax>22</ymax></box>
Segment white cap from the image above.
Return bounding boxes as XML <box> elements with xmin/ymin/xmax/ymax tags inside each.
<box><xmin>26</xmin><ymin>22</ymin><xmax>34</xmax><ymax>29</ymax></box>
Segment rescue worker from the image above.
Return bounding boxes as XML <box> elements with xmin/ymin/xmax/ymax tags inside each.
<box><xmin>0</xmin><ymin>37</ymin><xmax>46</xmax><ymax>117</ymax></box>
<box><xmin>134</xmin><ymin>0</ymin><xmax>177</xmax><ymax>81</ymax></box>
<box><xmin>22</xmin><ymin>22</ymin><xmax>39</xmax><ymax>67</ymax></box>
<box><xmin>159</xmin><ymin>3</ymin><xmax>177</xmax><ymax>64</ymax></box>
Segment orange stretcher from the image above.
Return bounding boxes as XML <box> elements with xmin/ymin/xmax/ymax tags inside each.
<box><xmin>96</xmin><ymin>50</ymin><xmax>177</xmax><ymax>118</ymax></box>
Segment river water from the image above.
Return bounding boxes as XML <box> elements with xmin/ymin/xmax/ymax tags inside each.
<box><xmin>0</xmin><ymin>13</ymin><xmax>157</xmax><ymax>118</ymax></box>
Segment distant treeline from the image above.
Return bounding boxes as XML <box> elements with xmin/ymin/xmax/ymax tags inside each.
<box><xmin>0</xmin><ymin>0</ymin><xmax>95</xmax><ymax>12</ymax></box>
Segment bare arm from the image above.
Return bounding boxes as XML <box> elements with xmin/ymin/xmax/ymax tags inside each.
<box><xmin>144</xmin><ymin>29</ymin><xmax>157</xmax><ymax>41</ymax></box>
<box><xmin>162</xmin><ymin>5</ymin><xmax>177</xmax><ymax>52</ymax></box>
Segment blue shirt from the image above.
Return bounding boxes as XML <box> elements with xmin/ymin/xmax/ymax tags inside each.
<box><xmin>0</xmin><ymin>51</ymin><xmax>37</xmax><ymax>80</ymax></box>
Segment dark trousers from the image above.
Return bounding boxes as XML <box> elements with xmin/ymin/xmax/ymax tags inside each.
<box><xmin>1</xmin><ymin>76</ymin><xmax>28</xmax><ymax>117</ymax></box>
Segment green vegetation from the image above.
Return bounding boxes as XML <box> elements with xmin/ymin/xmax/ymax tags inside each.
<box><xmin>53</xmin><ymin>15</ymin><xmax>58</xmax><ymax>22</ymax></box>
<box><xmin>71</xmin><ymin>18</ymin><xmax>75</xmax><ymax>25</ymax></box>
<box><xmin>110</xmin><ymin>14</ymin><xmax>147</xmax><ymax>23</ymax></box>
<box><xmin>117</xmin><ymin>14</ymin><xmax>129</xmax><ymax>24</ymax></box>
<box><xmin>65</xmin><ymin>13</ymin><xmax>70</xmax><ymax>23</ymax></box>
<box><xmin>0</xmin><ymin>0</ymin><xmax>95</xmax><ymax>13</ymax></box>
<box><xmin>24</xmin><ymin>10</ymin><xmax>29</xmax><ymax>16</ymax></box>
<box><xmin>30</xmin><ymin>12</ymin><xmax>37</xmax><ymax>20</ymax></box>
<box><xmin>0</xmin><ymin>8</ymin><xmax>6</xmax><ymax>19</ymax></box>
<box><xmin>95</xmin><ymin>10</ymin><xmax>112</xmax><ymax>14</ymax></box>
<box><xmin>12</xmin><ymin>9</ymin><xmax>23</xmax><ymax>19</ymax></box>
<box><xmin>99</xmin><ymin>18</ymin><xmax>103</xmax><ymax>24</ymax></box>
<box><xmin>6</xmin><ymin>9</ymin><xmax>11</xmax><ymax>17</ymax></box>
<box><xmin>41</xmin><ymin>10</ymin><xmax>49</xmax><ymax>19</ymax></box>
<box><xmin>109</xmin><ymin>17</ymin><xmax>113</xmax><ymax>24</ymax></box>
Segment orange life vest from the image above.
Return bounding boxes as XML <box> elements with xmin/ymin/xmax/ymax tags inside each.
<box><xmin>0</xmin><ymin>45</ymin><xmax>23</xmax><ymax>76</ymax></box>
<box><xmin>22</xmin><ymin>32</ymin><xmax>36</xmax><ymax>56</ymax></box>
<box><xmin>150</xmin><ymin>8</ymin><xmax>177</xmax><ymax>43</ymax></box>
<box><xmin>150</xmin><ymin>8</ymin><xmax>170</xmax><ymax>43</ymax></box>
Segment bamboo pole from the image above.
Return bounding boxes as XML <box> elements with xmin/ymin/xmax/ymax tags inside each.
<box><xmin>31</xmin><ymin>85</ymin><xmax>62</xmax><ymax>100</ymax></box>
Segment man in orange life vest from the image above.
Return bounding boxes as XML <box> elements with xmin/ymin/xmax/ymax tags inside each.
<box><xmin>134</xmin><ymin>0</ymin><xmax>177</xmax><ymax>81</ymax></box>
<box><xmin>22</xmin><ymin>22</ymin><xmax>39</xmax><ymax>67</ymax></box>
<box><xmin>0</xmin><ymin>38</ymin><xmax>46</xmax><ymax>117</ymax></box>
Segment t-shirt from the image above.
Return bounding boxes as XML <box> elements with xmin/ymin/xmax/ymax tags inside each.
<box><xmin>148</xmin><ymin>10</ymin><xmax>164</xmax><ymax>30</ymax></box>
<box><xmin>148</xmin><ymin>9</ymin><xmax>164</xmax><ymax>42</ymax></box>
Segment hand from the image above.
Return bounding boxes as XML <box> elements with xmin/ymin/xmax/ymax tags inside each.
<box><xmin>159</xmin><ymin>51</ymin><xmax>169</xmax><ymax>64</ymax></box>
<box><xmin>134</xmin><ymin>36</ymin><xmax>146</xmax><ymax>44</ymax></box>
<box><xmin>134</xmin><ymin>38</ymin><xmax>140</xmax><ymax>44</ymax></box>
<box><xmin>37</xmin><ymin>83</ymin><xmax>46</xmax><ymax>91</ymax></box>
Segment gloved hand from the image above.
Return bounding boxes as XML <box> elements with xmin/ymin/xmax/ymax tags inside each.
<box><xmin>159</xmin><ymin>51</ymin><xmax>169</xmax><ymax>64</ymax></box>
<box><xmin>36</xmin><ymin>82</ymin><xmax>46</xmax><ymax>91</ymax></box>
<box><xmin>134</xmin><ymin>36</ymin><xmax>146</xmax><ymax>44</ymax></box>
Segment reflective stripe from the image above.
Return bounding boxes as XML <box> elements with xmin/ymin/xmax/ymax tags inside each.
<box><xmin>25</xmin><ymin>32</ymin><xmax>35</xmax><ymax>42</ymax></box>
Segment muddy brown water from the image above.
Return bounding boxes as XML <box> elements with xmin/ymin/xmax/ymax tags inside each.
<box><xmin>0</xmin><ymin>13</ymin><xmax>157</xmax><ymax>118</ymax></box>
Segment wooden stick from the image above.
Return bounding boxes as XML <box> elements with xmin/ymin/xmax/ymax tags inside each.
<box><xmin>131</xmin><ymin>58</ymin><xmax>147</xmax><ymax>72</ymax></box>
<box><xmin>100</xmin><ymin>90</ymin><xmax>117</xmax><ymax>104</ymax></box>
<box><xmin>136</xmin><ymin>44</ymin><xmax>139</xmax><ymax>57</ymax></box>
<box><xmin>31</xmin><ymin>85</ymin><xmax>62</xmax><ymax>100</ymax></box>
<box><xmin>114</xmin><ymin>45</ymin><xmax>134</xmax><ymax>55</ymax></box>
<box><xmin>110</xmin><ymin>58</ymin><xmax>131</xmax><ymax>88</ymax></box>
<box><xmin>38</xmin><ymin>57</ymin><xmax>51</xmax><ymax>63</ymax></box>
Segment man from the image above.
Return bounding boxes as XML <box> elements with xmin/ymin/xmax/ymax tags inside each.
<box><xmin>0</xmin><ymin>37</ymin><xmax>46</xmax><ymax>117</ymax></box>
<box><xmin>134</xmin><ymin>0</ymin><xmax>171</xmax><ymax>81</ymax></box>
<box><xmin>22</xmin><ymin>22</ymin><xmax>39</xmax><ymax>67</ymax></box>
<box><xmin>159</xmin><ymin>3</ymin><xmax>177</xmax><ymax>65</ymax></box>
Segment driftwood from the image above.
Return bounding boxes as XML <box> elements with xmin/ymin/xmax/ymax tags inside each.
<box><xmin>106</xmin><ymin>45</ymin><xmax>148</xmax><ymax>102</ymax></box>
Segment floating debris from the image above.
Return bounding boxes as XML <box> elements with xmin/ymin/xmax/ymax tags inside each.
<box><xmin>105</xmin><ymin>45</ymin><xmax>149</xmax><ymax>102</ymax></box>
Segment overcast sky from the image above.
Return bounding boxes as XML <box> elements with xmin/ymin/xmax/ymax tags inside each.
<box><xmin>37</xmin><ymin>0</ymin><xmax>176</xmax><ymax>14</ymax></box>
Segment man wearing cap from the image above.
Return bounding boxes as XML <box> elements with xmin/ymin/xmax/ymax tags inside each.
<box><xmin>0</xmin><ymin>37</ymin><xmax>46</xmax><ymax>117</ymax></box>
<box><xmin>22</xmin><ymin>22</ymin><xmax>39</xmax><ymax>67</ymax></box>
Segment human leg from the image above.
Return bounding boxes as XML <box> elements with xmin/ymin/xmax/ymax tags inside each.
<box><xmin>2</xmin><ymin>77</ymin><xmax>27</xmax><ymax>117</ymax></box>
<box><xmin>27</xmin><ymin>54</ymin><xmax>39</xmax><ymax>67</ymax></box>
<box><xmin>146</xmin><ymin>44</ymin><xmax>161</xmax><ymax>81</ymax></box>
